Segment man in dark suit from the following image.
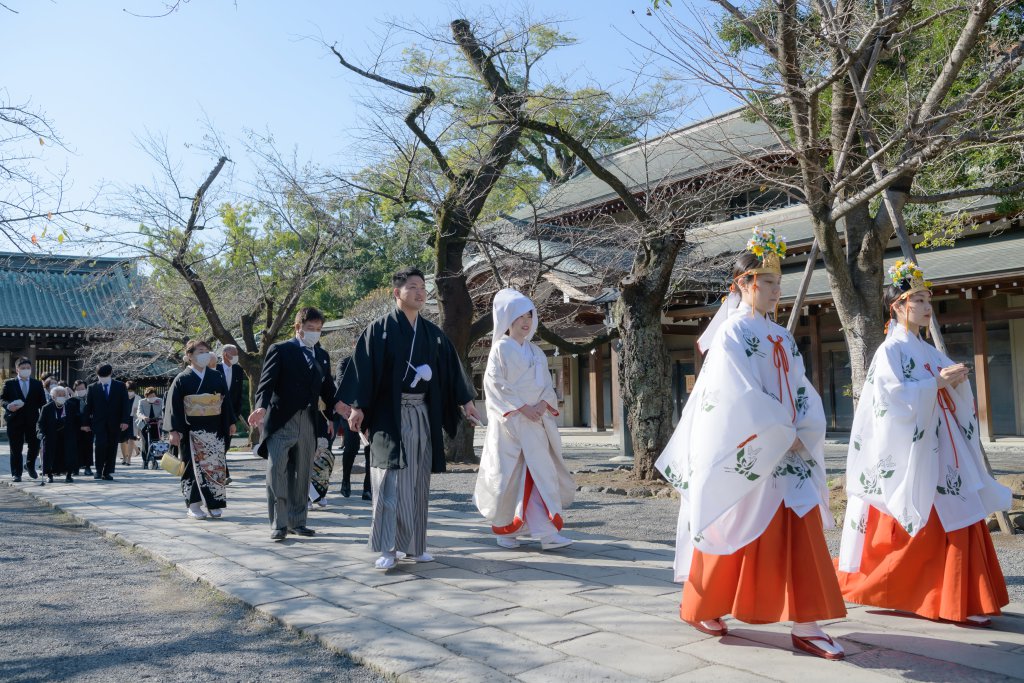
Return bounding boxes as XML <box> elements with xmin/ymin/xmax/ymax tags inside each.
<box><xmin>217</xmin><ymin>344</ymin><xmax>244</xmax><ymax>481</ymax></box>
<box><xmin>2</xmin><ymin>357</ymin><xmax>46</xmax><ymax>481</ymax></box>
<box><xmin>248</xmin><ymin>307</ymin><xmax>335</xmax><ymax>541</ymax></box>
<box><xmin>82</xmin><ymin>364</ymin><xmax>131</xmax><ymax>480</ymax></box>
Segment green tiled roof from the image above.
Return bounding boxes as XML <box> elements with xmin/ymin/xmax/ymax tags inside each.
<box><xmin>0</xmin><ymin>253</ymin><xmax>135</xmax><ymax>330</ymax></box>
<box><xmin>511</xmin><ymin>108</ymin><xmax>781</xmax><ymax>222</ymax></box>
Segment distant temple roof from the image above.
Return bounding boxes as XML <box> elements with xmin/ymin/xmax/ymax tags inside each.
<box><xmin>0</xmin><ymin>253</ymin><xmax>136</xmax><ymax>330</ymax></box>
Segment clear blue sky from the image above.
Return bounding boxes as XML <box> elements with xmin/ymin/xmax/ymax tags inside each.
<box><xmin>2</xmin><ymin>0</ymin><xmax>732</xmax><ymax>253</ymax></box>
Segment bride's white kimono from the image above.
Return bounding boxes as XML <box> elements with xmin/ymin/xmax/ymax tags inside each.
<box><xmin>655</xmin><ymin>301</ymin><xmax>830</xmax><ymax>581</ymax></box>
<box><xmin>838</xmin><ymin>325</ymin><xmax>1011</xmax><ymax>571</ymax></box>
<box><xmin>473</xmin><ymin>290</ymin><xmax>575</xmax><ymax>534</ymax></box>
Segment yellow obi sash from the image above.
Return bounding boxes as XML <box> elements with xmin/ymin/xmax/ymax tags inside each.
<box><xmin>184</xmin><ymin>393</ymin><xmax>222</xmax><ymax>417</ymax></box>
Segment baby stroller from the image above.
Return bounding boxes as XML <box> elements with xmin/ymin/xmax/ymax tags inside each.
<box><xmin>145</xmin><ymin>439</ymin><xmax>170</xmax><ymax>470</ymax></box>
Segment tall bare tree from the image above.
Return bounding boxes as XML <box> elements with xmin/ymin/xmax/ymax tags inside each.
<box><xmin>645</xmin><ymin>0</ymin><xmax>1024</xmax><ymax>398</ymax></box>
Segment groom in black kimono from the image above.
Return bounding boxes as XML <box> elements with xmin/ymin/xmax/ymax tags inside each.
<box><xmin>336</xmin><ymin>267</ymin><xmax>479</xmax><ymax>569</ymax></box>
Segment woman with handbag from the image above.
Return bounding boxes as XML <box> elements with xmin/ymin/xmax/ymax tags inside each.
<box><xmin>136</xmin><ymin>387</ymin><xmax>164</xmax><ymax>463</ymax></box>
<box><xmin>166</xmin><ymin>339</ymin><xmax>235</xmax><ymax>520</ymax></box>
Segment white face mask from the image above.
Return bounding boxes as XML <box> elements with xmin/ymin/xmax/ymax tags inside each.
<box><xmin>98</xmin><ymin>376</ymin><xmax>112</xmax><ymax>386</ymax></box>
<box><xmin>75</xmin><ymin>390</ymin><xmax>87</xmax><ymax>398</ymax></box>
<box><xmin>194</xmin><ymin>352</ymin><xmax>213</xmax><ymax>367</ymax></box>
<box><xmin>54</xmin><ymin>396</ymin><xmax>68</xmax><ymax>406</ymax></box>
<box><xmin>18</xmin><ymin>368</ymin><xmax>31</xmax><ymax>380</ymax></box>
<box><xmin>299</xmin><ymin>330</ymin><xmax>321</xmax><ymax>348</ymax></box>
<box><xmin>147</xmin><ymin>396</ymin><xmax>158</xmax><ymax>403</ymax></box>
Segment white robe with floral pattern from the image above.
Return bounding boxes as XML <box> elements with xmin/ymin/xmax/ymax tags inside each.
<box><xmin>655</xmin><ymin>303</ymin><xmax>830</xmax><ymax>581</ymax></box>
<box><xmin>838</xmin><ymin>325</ymin><xmax>1011</xmax><ymax>572</ymax></box>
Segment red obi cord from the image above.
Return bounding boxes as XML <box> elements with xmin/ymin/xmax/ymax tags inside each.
<box><xmin>924</xmin><ymin>363</ymin><xmax>959</xmax><ymax>468</ymax></box>
<box><xmin>767</xmin><ymin>334</ymin><xmax>796</xmax><ymax>422</ymax></box>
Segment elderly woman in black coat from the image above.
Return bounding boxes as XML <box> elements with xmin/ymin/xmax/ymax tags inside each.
<box><xmin>37</xmin><ymin>385</ymin><xmax>80</xmax><ymax>484</ymax></box>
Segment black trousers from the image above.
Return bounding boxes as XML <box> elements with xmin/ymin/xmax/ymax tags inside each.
<box><xmin>8</xmin><ymin>423</ymin><xmax>39</xmax><ymax>478</ymax></box>
<box><xmin>340</xmin><ymin>427</ymin><xmax>370</xmax><ymax>492</ymax></box>
<box><xmin>93</xmin><ymin>430</ymin><xmax>119</xmax><ymax>477</ymax></box>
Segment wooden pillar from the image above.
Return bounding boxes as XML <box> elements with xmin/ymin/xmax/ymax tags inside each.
<box><xmin>809</xmin><ymin>309</ymin><xmax>824</xmax><ymax>395</ymax></box>
<box><xmin>610</xmin><ymin>342</ymin><xmax>622</xmax><ymax>433</ymax></box>
<box><xmin>972</xmin><ymin>298</ymin><xmax>993</xmax><ymax>442</ymax></box>
<box><xmin>589</xmin><ymin>345</ymin><xmax>606</xmax><ymax>432</ymax></box>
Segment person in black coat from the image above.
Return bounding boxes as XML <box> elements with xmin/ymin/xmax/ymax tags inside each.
<box><xmin>217</xmin><ymin>345</ymin><xmax>244</xmax><ymax>482</ymax></box>
<box><xmin>248</xmin><ymin>307</ymin><xmax>336</xmax><ymax>541</ymax></box>
<box><xmin>37</xmin><ymin>385</ymin><xmax>80</xmax><ymax>484</ymax></box>
<box><xmin>82</xmin><ymin>364</ymin><xmax>131</xmax><ymax>480</ymax></box>
<box><xmin>335</xmin><ymin>356</ymin><xmax>371</xmax><ymax>500</ymax></box>
<box><xmin>70</xmin><ymin>380</ymin><xmax>94</xmax><ymax>476</ymax></box>
<box><xmin>2</xmin><ymin>357</ymin><xmax>46</xmax><ymax>481</ymax></box>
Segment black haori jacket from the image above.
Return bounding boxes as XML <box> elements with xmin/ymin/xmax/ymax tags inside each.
<box><xmin>338</xmin><ymin>308</ymin><xmax>475</xmax><ymax>473</ymax></box>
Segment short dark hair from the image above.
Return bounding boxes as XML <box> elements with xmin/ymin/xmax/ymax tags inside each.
<box><xmin>184</xmin><ymin>339</ymin><xmax>209</xmax><ymax>356</ymax></box>
<box><xmin>126</xmin><ymin>381</ymin><xmax>137</xmax><ymax>391</ymax></box>
<box><xmin>15</xmin><ymin>357</ymin><xmax>31</xmax><ymax>368</ymax></box>
<box><xmin>392</xmin><ymin>267</ymin><xmax>425</xmax><ymax>289</ymax></box>
<box><xmin>295</xmin><ymin>306</ymin><xmax>325</xmax><ymax>326</ymax></box>
<box><xmin>96</xmin><ymin>364</ymin><xmax>113</xmax><ymax>377</ymax></box>
<box><xmin>73</xmin><ymin>380</ymin><xmax>87</xmax><ymax>390</ymax></box>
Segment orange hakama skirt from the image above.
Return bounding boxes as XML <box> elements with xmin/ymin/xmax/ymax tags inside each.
<box><xmin>681</xmin><ymin>504</ymin><xmax>847</xmax><ymax>624</ymax></box>
<box><xmin>835</xmin><ymin>506</ymin><xmax>1008</xmax><ymax>621</ymax></box>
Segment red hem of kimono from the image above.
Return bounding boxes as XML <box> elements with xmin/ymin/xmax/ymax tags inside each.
<box><xmin>835</xmin><ymin>506</ymin><xmax>1008</xmax><ymax>621</ymax></box>
<box><xmin>680</xmin><ymin>505</ymin><xmax>846</xmax><ymax>624</ymax></box>
<box><xmin>491</xmin><ymin>467</ymin><xmax>563</xmax><ymax>535</ymax></box>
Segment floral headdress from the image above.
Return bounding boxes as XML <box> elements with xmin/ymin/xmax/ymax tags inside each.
<box><xmin>888</xmin><ymin>260</ymin><xmax>931</xmax><ymax>299</ymax></box>
<box><xmin>886</xmin><ymin>259</ymin><xmax>933</xmax><ymax>335</ymax></box>
<box><xmin>744</xmin><ymin>226</ymin><xmax>787</xmax><ymax>276</ymax></box>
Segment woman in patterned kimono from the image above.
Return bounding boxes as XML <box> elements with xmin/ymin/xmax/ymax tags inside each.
<box><xmin>474</xmin><ymin>289</ymin><xmax>575</xmax><ymax>550</ymax></box>
<box><xmin>656</xmin><ymin>228</ymin><xmax>846</xmax><ymax>660</ymax></box>
<box><xmin>837</xmin><ymin>261</ymin><xmax>1011</xmax><ymax>626</ymax></box>
<box><xmin>167</xmin><ymin>339</ymin><xmax>234</xmax><ymax>520</ymax></box>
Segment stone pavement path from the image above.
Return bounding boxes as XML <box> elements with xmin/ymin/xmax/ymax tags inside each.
<box><xmin>4</xmin><ymin>461</ymin><xmax>1024</xmax><ymax>682</ymax></box>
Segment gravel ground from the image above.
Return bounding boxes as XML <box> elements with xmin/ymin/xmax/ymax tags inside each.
<box><xmin>0</xmin><ymin>485</ymin><xmax>385</xmax><ymax>683</ymax></box>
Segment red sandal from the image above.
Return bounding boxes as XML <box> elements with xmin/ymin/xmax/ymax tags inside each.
<box><xmin>791</xmin><ymin>633</ymin><xmax>844</xmax><ymax>660</ymax></box>
<box><xmin>685</xmin><ymin>618</ymin><xmax>728</xmax><ymax>637</ymax></box>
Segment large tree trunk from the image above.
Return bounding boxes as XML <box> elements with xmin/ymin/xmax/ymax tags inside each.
<box><xmin>613</xmin><ymin>236</ymin><xmax>683</xmax><ymax>481</ymax></box>
<box><xmin>815</xmin><ymin>207</ymin><xmax>886</xmax><ymax>402</ymax></box>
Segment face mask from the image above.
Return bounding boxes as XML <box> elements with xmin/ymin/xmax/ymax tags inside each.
<box><xmin>194</xmin><ymin>352</ymin><xmax>213</xmax><ymax>367</ymax></box>
<box><xmin>300</xmin><ymin>331</ymin><xmax>320</xmax><ymax>347</ymax></box>
<box><xmin>18</xmin><ymin>368</ymin><xmax>31</xmax><ymax>380</ymax></box>
<box><xmin>128</xmin><ymin>392</ymin><xmax>136</xmax><ymax>399</ymax></box>
<box><xmin>147</xmin><ymin>396</ymin><xmax>158</xmax><ymax>403</ymax></box>
<box><xmin>75</xmin><ymin>390</ymin><xmax>87</xmax><ymax>398</ymax></box>
<box><xmin>54</xmin><ymin>396</ymin><xmax>68</xmax><ymax>406</ymax></box>
<box><xmin>98</xmin><ymin>376</ymin><xmax>112</xmax><ymax>386</ymax></box>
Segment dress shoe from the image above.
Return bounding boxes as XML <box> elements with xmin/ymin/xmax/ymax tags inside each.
<box><xmin>83</xmin><ymin>467</ymin><xmax>93</xmax><ymax>476</ymax></box>
<box><xmin>102</xmin><ymin>475</ymin><xmax>114</xmax><ymax>481</ymax></box>
<box><xmin>289</xmin><ymin>526</ymin><xmax>315</xmax><ymax>537</ymax></box>
<box><xmin>12</xmin><ymin>476</ymin><xmax>21</xmax><ymax>482</ymax></box>
<box><xmin>361</xmin><ymin>490</ymin><xmax>372</xmax><ymax>501</ymax></box>
<box><xmin>65</xmin><ymin>475</ymin><xmax>74</xmax><ymax>483</ymax></box>
<box><xmin>47</xmin><ymin>474</ymin><xmax>54</xmax><ymax>483</ymax></box>
<box><xmin>270</xmin><ymin>528</ymin><xmax>288</xmax><ymax>541</ymax></box>
<box><xmin>27</xmin><ymin>467</ymin><xmax>38</xmax><ymax>480</ymax></box>
<box><xmin>93</xmin><ymin>474</ymin><xmax>102</xmax><ymax>480</ymax></box>
<box><xmin>340</xmin><ymin>480</ymin><xmax>351</xmax><ymax>498</ymax></box>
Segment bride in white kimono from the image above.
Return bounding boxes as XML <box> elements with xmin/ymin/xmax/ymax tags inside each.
<box><xmin>474</xmin><ymin>289</ymin><xmax>575</xmax><ymax>550</ymax></box>
<box><xmin>837</xmin><ymin>260</ymin><xmax>1010</xmax><ymax>625</ymax></box>
<box><xmin>656</xmin><ymin>228</ymin><xmax>846</xmax><ymax>660</ymax></box>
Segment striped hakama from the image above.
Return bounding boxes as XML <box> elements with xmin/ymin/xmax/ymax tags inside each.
<box><xmin>369</xmin><ymin>393</ymin><xmax>431</xmax><ymax>556</ymax></box>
